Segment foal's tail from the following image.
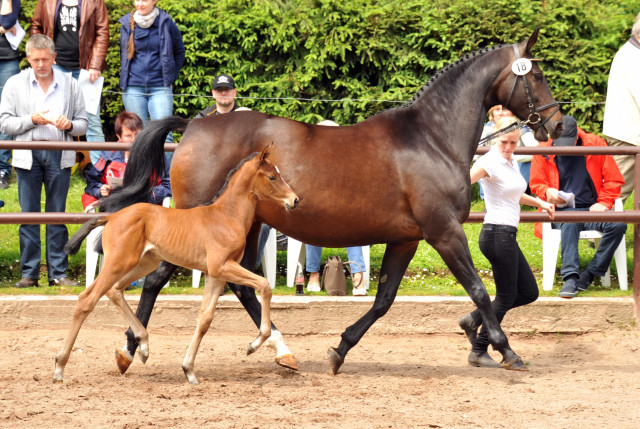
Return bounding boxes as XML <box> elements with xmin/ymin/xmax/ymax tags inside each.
<box><xmin>64</xmin><ymin>217</ymin><xmax>109</xmax><ymax>255</ymax></box>
<box><xmin>100</xmin><ymin>116</ymin><xmax>191</xmax><ymax>213</ymax></box>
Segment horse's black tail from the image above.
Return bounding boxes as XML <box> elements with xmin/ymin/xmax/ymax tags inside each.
<box><xmin>100</xmin><ymin>116</ymin><xmax>190</xmax><ymax>213</ymax></box>
<box><xmin>64</xmin><ymin>217</ymin><xmax>109</xmax><ymax>255</ymax></box>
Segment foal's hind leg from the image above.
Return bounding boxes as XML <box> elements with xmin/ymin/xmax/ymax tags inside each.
<box><xmin>429</xmin><ymin>223</ymin><xmax>525</xmax><ymax>370</ymax></box>
<box><xmin>53</xmin><ymin>273</ymin><xmax>122</xmax><ymax>382</ymax></box>
<box><xmin>182</xmin><ymin>276</ymin><xmax>225</xmax><ymax>385</ymax></box>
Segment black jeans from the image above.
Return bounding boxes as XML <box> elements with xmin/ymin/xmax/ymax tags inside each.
<box><xmin>470</xmin><ymin>224</ymin><xmax>539</xmax><ymax>353</ymax></box>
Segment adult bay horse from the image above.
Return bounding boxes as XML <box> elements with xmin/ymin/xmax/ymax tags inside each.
<box><xmin>102</xmin><ymin>29</ymin><xmax>563</xmax><ymax>375</ymax></box>
<box><xmin>57</xmin><ymin>146</ymin><xmax>299</xmax><ymax>383</ymax></box>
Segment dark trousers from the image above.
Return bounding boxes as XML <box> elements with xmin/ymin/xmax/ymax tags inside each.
<box><xmin>470</xmin><ymin>224</ymin><xmax>539</xmax><ymax>353</ymax></box>
<box><xmin>15</xmin><ymin>150</ymin><xmax>71</xmax><ymax>280</ymax></box>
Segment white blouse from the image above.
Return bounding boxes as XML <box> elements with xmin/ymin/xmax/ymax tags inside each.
<box><xmin>476</xmin><ymin>146</ymin><xmax>526</xmax><ymax>227</ymax></box>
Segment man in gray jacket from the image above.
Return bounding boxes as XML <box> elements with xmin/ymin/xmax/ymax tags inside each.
<box><xmin>0</xmin><ymin>34</ymin><xmax>88</xmax><ymax>288</ymax></box>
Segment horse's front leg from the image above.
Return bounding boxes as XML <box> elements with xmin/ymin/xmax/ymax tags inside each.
<box><xmin>117</xmin><ymin>261</ymin><xmax>178</xmax><ymax>374</ymax></box>
<box><xmin>328</xmin><ymin>241</ymin><xmax>419</xmax><ymax>375</ymax></box>
<box><xmin>182</xmin><ymin>276</ymin><xmax>225</xmax><ymax>385</ymax></box>
<box><xmin>227</xmin><ymin>224</ymin><xmax>297</xmax><ymax>370</ymax></box>
<box><xmin>430</xmin><ymin>222</ymin><xmax>524</xmax><ymax>370</ymax></box>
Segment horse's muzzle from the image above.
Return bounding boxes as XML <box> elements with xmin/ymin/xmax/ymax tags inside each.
<box><xmin>285</xmin><ymin>197</ymin><xmax>299</xmax><ymax>211</ymax></box>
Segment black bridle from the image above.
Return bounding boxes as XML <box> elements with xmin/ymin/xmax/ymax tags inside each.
<box><xmin>480</xmin><ymin>44</ymin><xmax>560</xmax><ymax>145</ymax></box>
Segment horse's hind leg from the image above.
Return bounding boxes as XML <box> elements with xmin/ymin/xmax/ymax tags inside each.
<box><xmin>328</xmin><ymin>241</ymin><xmax>419</xmax><ymax>375</ymax></box>
<box><xmin>182</xmin><ymin>276</ymin><xmax>225</xmax><ymax>385</ymax></box>
<box><xmin>429</xmin><ymin>223</ymin><xmax>524</xmax><ymax>370</ymax></box>
<box><xmin>117</xmin><ymin>261</ymin><xmax>178</xmax><ymax>374</ymax></box>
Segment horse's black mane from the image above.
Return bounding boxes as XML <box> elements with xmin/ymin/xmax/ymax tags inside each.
<box><xmin>206</xmin><ymin>152</ymin><xmax>260</xmax><ymax>206</ymax></box>
<box><xmin>397</xmin><ymin>43</ymin><xmax>506</xmax><ymax>110</ymax></box>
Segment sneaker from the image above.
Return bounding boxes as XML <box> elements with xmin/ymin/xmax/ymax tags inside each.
<box><xmin>559</xmin><ymin>277</ymin><xmax>578</xmax><ymax>298</ymax></box>
<box><xmin>14</xmin><ymin>277</ymin><xmax>38</xmax><ymax>288</ymax></box>
<box><xmin>49</xmin><ymin>277</ymin><xmax>80</xmax><ymax>287</ymax></box>
<box><xmin>352</xmin><ymin>287</ymin><xmax>367</xmax><ymax>296</ymax></box>
<box><xmin>576</xmin><ymin>269</ymin><xmax>595</xmax><ymax>291</ymax></box>
<box><xmin>307</xmin><ymin>283</ymin><xmax>321</xmax><ymax>293</ymax></box>
<box><xmin>0</xmin><ymin>171</ymin><xmax>8</xmax><ymax>189</ymax></box>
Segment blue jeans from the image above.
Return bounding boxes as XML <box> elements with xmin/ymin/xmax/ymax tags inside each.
<box><xmin>0</xmin><ymin>59</ymin><xmax>20</xmax><ymax>175</ymax></box>
<box><xmin>553</xmin><ymin>208</ymin><xmax>627</xmax><ymax>279</ymax></box>
<box><xmin>471</xmin><ymin>224</ymin><xmax>538</xmax><ymax>353</ymax></box>
<box><xmin>305</xmin><ymin>245</ymin><xmax>366</xmax><ymax>273</ymax></box>
<box><xmin>53</xmin><ymin>65</ymin><xmax>106</xmax><ymax>165</ymax></box>
<box><xmin>16</xmin><ymin>150</ymin><xmax>71</xmax><ymax>280</ymax></box>
<box><xmin>122</xmin><ymin>85</ymin><xmax>175</xmax><ymax>163</ymax></box>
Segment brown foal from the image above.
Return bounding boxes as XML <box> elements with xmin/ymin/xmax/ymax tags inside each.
<box><xmin>56</xmin><ymin>145</ymin><xmax>298</xmax><ymax>384</ymax></box>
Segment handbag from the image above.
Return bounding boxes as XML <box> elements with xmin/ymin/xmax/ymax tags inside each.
<box><xmin>321</xmin><ymin>255</ymin><xmax>364</xmax><ymax>296</ymax></box>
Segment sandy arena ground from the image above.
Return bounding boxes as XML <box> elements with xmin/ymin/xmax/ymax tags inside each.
<box><xmin>0</xmin><ymin>295</ymin><xmax>638</xmax><ymax>428</ymax></box>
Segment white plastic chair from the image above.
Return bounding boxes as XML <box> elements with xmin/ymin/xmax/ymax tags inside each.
<box><xmin>541</xmin><ymin>199</ymin><xmax>627</xmax><ymax>291</ymax></box>
<box><xmin>286</xmin><ymin>236</ymin><xmax>371</xmax><ymax>290</ymax></box>
<box><xmin>191</xmin><ymin>227</ymin><xmax>277</xmax><ymax>289</ymax></box>
<box><xmin>85</xmin><ymin>197</ymin><xmax>172</xmax><ymax>288</ymax></box>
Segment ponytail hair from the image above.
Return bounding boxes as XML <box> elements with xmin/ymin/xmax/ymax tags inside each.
<box><xmin>127</xmin><ymin>11</ymin><xmax>136</xmax><ymax>60</ymax></box>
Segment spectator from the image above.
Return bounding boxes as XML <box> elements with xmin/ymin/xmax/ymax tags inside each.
<box><xmin>303</xmin><ymin>119</ymin><xmax>367</xmax><ymax>296</ymax></box>
<box><xmin>603</xmin><ymin>11</ymin><xmax>640</xmax><ymax>202</ymax></box>
<box><xmin>195</xmin><ymin>74</ymin><xmax>246</xmax><ymax>118</ymax></box>
<box><xmin>119</xmin><ymin>0</ymin><xmax>184</xmax><ymax>163</ymax></box>
<box><xmin>31</xmin><ymin>0</ymin><xmax>110</xmax><ymax>166</ymax></box>
<box><xmin>457</xmin><ymin>116</ymin><xmax>554</xmax><ymax>368</ymax></box>
<box><xmin>0</xmin><ymin>34</ymin><xmax>88</xmax><ymax>287</ymax></box>
<box><xmin>530</xmin><ymin>115</ymin><xmax>627</xmax><ymax>298</ymax></box>
<box><xmin>82</xmin><ymin>111</ymin><xmax>171</xmax><ymax>211</ymax></box>
<box><xmin>0</xmin><ymin>0</ymin><xmax>21</xmax><ymax>189</ymax></box>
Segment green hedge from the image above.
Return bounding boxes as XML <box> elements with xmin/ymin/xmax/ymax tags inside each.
<box><xmin>16</xmin><ymin>0</ymin><xmax>640</xmax><ymax>135</ymax></box>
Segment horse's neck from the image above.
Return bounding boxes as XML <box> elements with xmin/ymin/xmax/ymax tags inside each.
<box><xmin>410</xmin><ymin>48</ymin><xmax>507</xmax><ymax>163</ymax></box>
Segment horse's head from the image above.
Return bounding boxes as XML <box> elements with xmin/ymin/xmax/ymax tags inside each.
<box><xmin>253</xmin><ymin>144</ymin><xmax>299</xmax><ymax>211</ymax></box>
<box><xmin>493</xmin><ymin>28</ymin><xmax>563</xmax><ymax>141</ymax></box>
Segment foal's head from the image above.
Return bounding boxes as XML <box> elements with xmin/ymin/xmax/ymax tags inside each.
<box><xmin>251</xmin><ymin>144</ymin><xmax>299</xmax><ymax>211</ymax></box>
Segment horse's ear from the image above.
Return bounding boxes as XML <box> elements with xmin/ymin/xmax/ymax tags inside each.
<box><xmin>259</xmin><ymin>143</ymin><xmax>273</xmax><ymax>163</ymax></box>
<box><xmin>525</xmin><ymin>28</ymin><xmax>540</xmax><ymax>54</ymax></box>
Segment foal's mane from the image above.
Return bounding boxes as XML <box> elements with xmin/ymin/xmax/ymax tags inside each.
<box><xmin>398</xmin><ymin>43</ymin><xmax>506</xmax><ymax>110</ymax></box>
<box><xmin>207</xmin><ymin>152</ymin><xmax>260</xmax><ymax>206</ymax></box>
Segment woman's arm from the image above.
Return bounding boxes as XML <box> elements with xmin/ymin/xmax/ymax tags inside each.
<box><xmin>470</xmin><ymin>164</ymin><xmax>488</xmax><ymax>184</ymax></box>
<box><xmin>520</xmin><ymin>194</ymin><xmax>555</xmax><ymax>219</ymax></box>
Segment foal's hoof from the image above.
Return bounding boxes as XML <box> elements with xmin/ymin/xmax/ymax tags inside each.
<box><xmin>501</xmin><ymin>357</ymin><xmax>529</xmax><ymax>371</ymax></box>
<box><xmin>275</xmin><ymin>353</ymin><xmax>298</xmax><ymax>371</ymax></box>
<box><xmin>247</xmin><ymin>344</ymin><xmax>256</xmax><ymax>356</ymax></box>
<box><xmin>115</xmin><ymin>348</ymin><xmax>133</xmax><ymax>374</ymax></box>
<box><xmin>327</xmin><ymin>347</ymin><xmax>344</xmax><ymax>375</ymax></box>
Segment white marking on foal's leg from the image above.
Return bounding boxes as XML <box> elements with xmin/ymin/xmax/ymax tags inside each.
<box><xmin>264</xmin><ymin>329</ymin><xmax>291</xmax><ymax>357</ymax></box>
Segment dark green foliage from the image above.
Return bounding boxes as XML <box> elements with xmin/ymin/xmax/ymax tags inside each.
<box><xmin>14</xmin><ymin>0</ymin><xmax>639</xmax><ymax>133</ymax></box>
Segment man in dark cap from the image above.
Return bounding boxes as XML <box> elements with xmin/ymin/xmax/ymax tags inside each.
<box><xmin>195</xmin><ymin>74</ymin><xmax>242</xmax><ymax>118</ymax></box>
<box><xmin>530</xmin><ymin>115</ymin><xmax>627</xmax><ymax>298</ymax></box>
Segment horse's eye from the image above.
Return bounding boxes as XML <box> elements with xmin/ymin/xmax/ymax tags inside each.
<box><xmin>533</xmin><ymin>73</ymin><xmax>543</xmax><ymax>82</ymax></box>
<box><xmin>269</xmin><ymin>176</ymin><xmax>276</xmax><ymax>181</ymax></box>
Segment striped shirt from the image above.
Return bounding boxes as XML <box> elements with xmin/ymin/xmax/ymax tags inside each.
<box><xmin>30</xmin><ymin>68</ymin><xmax>66</xmax><ymax>142</ymax></box>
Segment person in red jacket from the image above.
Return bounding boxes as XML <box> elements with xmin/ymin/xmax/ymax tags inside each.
<box><xmin>530</xmin><ymin>116</ymin><xmax>627</xmax><ymax>298</ymax></box>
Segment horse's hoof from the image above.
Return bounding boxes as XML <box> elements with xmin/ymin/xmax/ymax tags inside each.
<box><xmin>275</xmin><ymin>353</ymin><xmax>298</xmax><ymax>371</ymax></box>
<box><xmin>468</xmin><ymin>351</ymin><xmax>501</xmax><ymax>368</ymax></box>
<box><xmin>247</xmin><ymin>344</ymin><xmax>256</xmax><ymax>356</ymax></box>
<box><xmin>327</xmin><ymin>347</ymin><xmax>344</xmax><ymax>375</ymax></box>
<box><xmin>501</xmin><ymin>357</ymin><xmax>529</xmax><ymax>371</ymax></box>
<box><xmin>457</xmin><ymin>313</ymin><xmax>479</xmax><ymax>345</ymax></box>
<box><xmin>52</xmin><ymin>373</ymin><xmax>64</xmax><ymax>383</ymax></box>
<box><xmin>115</xmin><ymin>349</ymin><xmax>133</xmax><ymax>374</ymax></box>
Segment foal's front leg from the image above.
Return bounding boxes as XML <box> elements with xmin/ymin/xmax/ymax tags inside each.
<box><xmin>182</xmin><ymin>276</ymin><xmax>226</xmax><ymax>385</ymax></box>
<box><xmin>217</xmin><ymin>260</ymin><xmax>272</xmax><ymax>355</ymax></box>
